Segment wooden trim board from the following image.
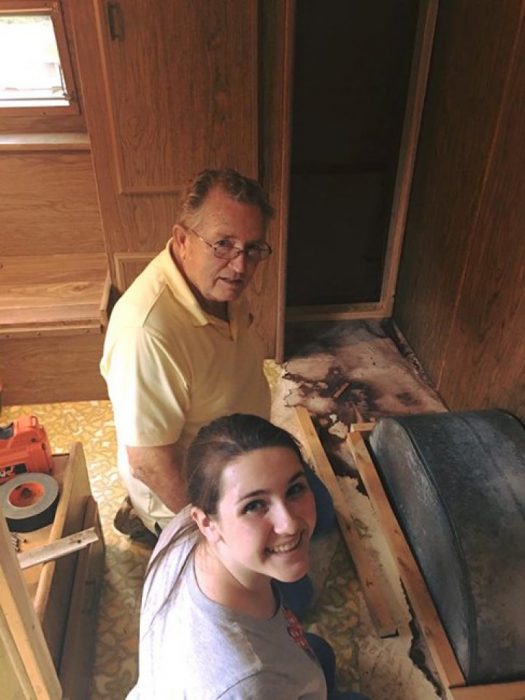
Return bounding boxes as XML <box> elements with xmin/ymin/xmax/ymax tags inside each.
<box><xmin>294</xmin><ymin>405</ymin><xmax>397</xmax><ymax>637</ymax></box>
<box><xmin>449</xmin><ymin>681</ymin><xmax>525</xmax><ymax>700</ymax></box>
<box><xmin>0</xmin><ymin>513</ymin><xmax>61</xmax><ymax>699</ymax></box>
<box><xmin>380</xmin><ymin>0</ymin><xmax>440</xmax><ymax>314</ymax></box>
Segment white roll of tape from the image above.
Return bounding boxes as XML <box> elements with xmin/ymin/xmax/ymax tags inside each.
<box><xmin>0</xmin><ymin>473</ymin><xmax>59</xmax><ymax>532</ymax></box>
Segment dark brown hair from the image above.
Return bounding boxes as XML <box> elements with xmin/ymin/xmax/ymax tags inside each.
<box><xmin>185</xmin><ymin>413</ymin><xmax>307</xmax><ymax>516</ymax></box>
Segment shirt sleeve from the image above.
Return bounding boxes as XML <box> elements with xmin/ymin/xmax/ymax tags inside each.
<box><xmin>103</xmin><ymin>325</ymin><xmax>190</xmax><ymax>448</ymax></box>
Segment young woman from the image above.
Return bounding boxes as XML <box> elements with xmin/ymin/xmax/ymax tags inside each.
<box><xmin>128</xmin><ymin>414</ymin><xmax>368</xmax><ymax>699</ymax></box>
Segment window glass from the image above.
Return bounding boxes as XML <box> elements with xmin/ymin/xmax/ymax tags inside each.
<box><xmin>0</xmin><ymin>13</ymin><xmax>70</xmax><ymax>107</ymax></box>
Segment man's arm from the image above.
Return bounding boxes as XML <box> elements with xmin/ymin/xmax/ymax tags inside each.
<box><xmin>127</xmin><ymin>443</ymin><xmax>188</xmax><ymax>515</ymax></box>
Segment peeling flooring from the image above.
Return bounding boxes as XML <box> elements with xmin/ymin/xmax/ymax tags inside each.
<box><xmin>3</xmin><ymin>319</ymin><xmax>449</xmax><ymax>699</ymax></box>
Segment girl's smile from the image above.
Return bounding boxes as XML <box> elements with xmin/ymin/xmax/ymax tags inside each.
<box><xmin>198</xmin><ymin>446</ymin><xmax>316</xmax><ymax>590</ymax></box>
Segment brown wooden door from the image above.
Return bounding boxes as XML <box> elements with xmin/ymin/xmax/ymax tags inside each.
<box><xmin>68</xmin><ymin>0</ymin><xmax>283</xmax><ymax>356</ymax></box>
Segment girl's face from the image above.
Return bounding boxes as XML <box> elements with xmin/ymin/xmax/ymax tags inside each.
<box><xmin>204</xmin><ymin>446</ymin><xmax>316</xmax><ymax>589</ymax></box>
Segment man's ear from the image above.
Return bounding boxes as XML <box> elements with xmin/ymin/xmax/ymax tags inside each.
<box><xmin>191</xmin><ymin>506</ymin><xmax>221</xmax><ymax>544</ymax></box>
<box><xmin>172</xmin><ymin>224</ymin><xmax>189</xmax><ymax>257</ymax></box>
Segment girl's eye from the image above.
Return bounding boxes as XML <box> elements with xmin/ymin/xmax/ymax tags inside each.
<box><xmin>242</xmin><ymin>499</ymin><xmax>267</xmax><ymax>515</ymax></box>
<box><xmin>287</xmin><ymin>481</ymin><xmax>308</xmax><ymax>499</ymax></box>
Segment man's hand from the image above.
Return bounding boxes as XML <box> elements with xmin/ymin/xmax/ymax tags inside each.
<box><xmin>126</xmin><ymin>443</ymin><xmax>187</xmax><ymax>515</ymax></box>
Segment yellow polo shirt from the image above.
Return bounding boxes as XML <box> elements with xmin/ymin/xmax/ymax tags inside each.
<box><xmin>100</xmin><ymin>242</ymin><xmax>270</xmax><ymax>531</ymax></box>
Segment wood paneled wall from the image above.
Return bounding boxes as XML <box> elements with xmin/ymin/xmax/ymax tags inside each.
<box><xmin>395</xmin><ymin>0</ymin><xmax>525</xmax><ymax>421</ymax></box>
<box><xmin>0</xmin><ymin>150</ymin><xmax>104</xmax><ymax>256</ymax></box>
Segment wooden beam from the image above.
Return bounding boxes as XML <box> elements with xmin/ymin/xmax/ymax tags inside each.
<box><xmin>450</xmin><ymin>680</ymin><xmax>525</xmax><ymax>700</ymax></box>
<box><xmin>294</xmin><ymin>405</ymin><xmax>397</xmax><ymax>637</ymax></box>
<box><xmin>0</xmin><ymin>512</ymin><xmax>61</xmax><ymax>699</ymax></box>
<box><xmin>350</xmin><ymin>421</ymin><xmax>377</xmax><ymax>433</ymax></box>
<box><xmin>346</xmin><ymin>429</ymin><xmax>465</xmax><ymax>688</ymax></box>
<box><xmin>380</xmin><ymin>0</ymin><xmax>440</xmax><ymax>314</ymax></box>
<box><xmin>286</xmin><ymin>302</ymin><xmax>389</xmax><ymax>323</ymax></box>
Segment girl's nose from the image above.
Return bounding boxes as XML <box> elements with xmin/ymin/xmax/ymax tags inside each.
<box><xmin>272</xmin><ymin>502</ymin><xmax>297</xmax><ymax>534</ymax></box>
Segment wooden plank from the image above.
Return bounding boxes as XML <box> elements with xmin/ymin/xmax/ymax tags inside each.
<box><xmin>0</xmin><ymin>512</ymin><xmax>62</xmax><ymax>699</ymax></box>
<box><xmin>0</xmin><ymin>133</ymin><xmax>90</xmax><ymax>151</ymax></box>
<box><xmin>259</xmin><ymin>0</ymin><xmax>295</xmax><ymax>360</ymax></box>
<box><xmin>0</xmin><ymin>603</ymin><xmax>38</xmax><ymax>700</ymax></box>
<box><xmin>0</xmin><ymin>323</ymin><xmax>102</xmax><ymax>340</ymax></box>
<box><xmin>350</xmin><ymin>422</ymin><xmax>377</xmax><ymax>433</ymax></box>
<box><xmin>450</xmin><ymin>680</ymin><xmax>525</xmax><ymax>700</ymax></box>
<box><xmin>59</xmin><ymin>497</ymin><xmax>105</xmax><ymax>700</ymax></box>
<box><xmin>0</xmin><ymin>153</ymin><xmax>104</xmax><ymax>257</ymax></box>
<box><xmin>294</xmin><ymin>405</ymin><xmax>397</xmax><ymax>637</ymax></box>
<box><xmin>435</xmin><ymin>9</ymin><xmax>525</xmax><ymax>423</ymax></box>
<box><xmin>18</xmin><ymin>528</ymin><xmax>99</xmax><ymax>571</ymax></box>
<box><xmin>380</xmin><ymin>0</ymin><xmax>439</xmax><ymax>314</ymax></box>
<box><xmin>1</xmin><ymin>298</ymin><xmax>105</xmax><ymax>328</ymax></box>
<box><xmin>0</xmin><ymin>333</ymin><xmax>107</xmax><ymax>405</ymax></box>
<box><xmin>99</xmin><ymin>271</ymin><xmax>112</xmax><ymax>328</ymax></box>
<box><xmin>394</xmin><ymin>1</ymin><xmax>524</xmax><ymax>391</ymax></box>
<box><xmin>0</xmin><ymin>282</ymin><xmax>105</xmax><ymax>309</ymax></box>
<box><xmin>286</xmin><ymin>302</ymin><xmax>389</xmax><ymax>323</ymax></box>
<box><xmin>0</xmin><ymin>253</ymin><xmax>108</xmax><ymax>286</ymax></box>
<box><xmin>35</xmin><ymin>444</ymin><xmax>91</xmax><ymax>667</ymax></box>
<box><xmin>347</xmin><ymin>429</ymin><xmax>465</xmax><ymax>687</ymax></box>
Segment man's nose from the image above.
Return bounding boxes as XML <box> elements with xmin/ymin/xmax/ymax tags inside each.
<box><xmin>228</xmin><ymin>250</ymin><xmax>248</xmax><ymax>273</ymax></box>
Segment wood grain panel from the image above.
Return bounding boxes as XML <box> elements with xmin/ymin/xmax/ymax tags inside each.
<box><xmin>437</xmin><ymin>13</ymin><xmax>525</xmax><ymax>422</ymax></box>
<box><xmin>114</xmin><ymin>251</ymin><xmax>156</xmax><ymax>290</ymax></box>
<box><xmin>0</xmin><ymin>333</ymin><xmax>107</xmax><ymax>405</ymax></box>
<box><xmin>258</xmin><ymin>0</ymin><xmax>295</xmax><ymax>359</ymax></box>
<box><xmin>0</xmin><ymin>152</ymin><xmax>105</xmax><ymax>256</ymax></box>
<box><xmin>70</xmin><ymin>0</ymin><xmax>276</xmax><ymax>352</ymax></box>
<box><xmin>96</xmin><ymin>0</ymin><xmax>257</xmax><ymax>193</ymax></box>
<box><xmin>0</xmin><ymin>254</ymin><xmax>108</xmax><ymax>334</ymax></box>
<box><xmin>395</xmin><ymin>1</ymin><xmax>523</xmax><ymax>382</ymax></box>
<box><xmin>0</xmin><ymin>254</ymin><xmax>108</xmax><ymax>286</ymax></box>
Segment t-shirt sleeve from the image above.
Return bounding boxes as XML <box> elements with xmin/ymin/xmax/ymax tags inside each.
<box><xmin>103</xmin><ymin>326</ymin><xmax>190</xmax><ymax>447</ymax></box>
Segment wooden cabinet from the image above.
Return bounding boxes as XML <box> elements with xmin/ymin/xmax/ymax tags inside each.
<box><xmin>0</xmin><ymin>443</ymin><xmax>104</xmax><ymax>700</ymax></box>
<box><xmin>65</xmin><ymin>0</ymin><xmax>437</xmax><ymax>359</ymax></box>
<box><xmin>68</xmin><ymin>0</ymin><xmax>285</xmax><ymax>358</ymax></box>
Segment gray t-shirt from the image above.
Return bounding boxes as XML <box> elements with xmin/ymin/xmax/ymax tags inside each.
<box><xmin>128</xmin><ymin>509</ymin><xmax>327</xmax><ymax>699</ymax></box>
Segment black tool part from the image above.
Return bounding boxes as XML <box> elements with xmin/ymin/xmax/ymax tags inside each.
<box><xmin>369</xmin><ymin>409</ymin><xmax>525</xmax><ymax>684</ymax></box>
<box><xmin>0</xmin><ymin>422</ymin><xmax>14</xmax><ymax>440</ymax></box>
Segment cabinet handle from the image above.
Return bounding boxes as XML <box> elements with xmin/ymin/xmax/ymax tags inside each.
<box><xmin>107</xmin><ymin>1</ymin><xmax>124</xmax><ymax>41</ymax></box>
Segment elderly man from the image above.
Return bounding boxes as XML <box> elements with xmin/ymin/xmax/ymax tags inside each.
<box><xmin>101</xmin><ymin>169</ymin><xmax>274</xmax><ymax>535</ymax></box>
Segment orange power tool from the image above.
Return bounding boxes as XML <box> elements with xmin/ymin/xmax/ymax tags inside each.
<box><xmin>0</xmin><ymin>415</ymin><xmax>53</xmax><ymax>485</ymax></box>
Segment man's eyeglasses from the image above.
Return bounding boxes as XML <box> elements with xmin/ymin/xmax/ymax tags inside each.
<box><xmin>187</xmin><ymin>227</ymin><xmax>272</xmax><ymax>262</ymax></box>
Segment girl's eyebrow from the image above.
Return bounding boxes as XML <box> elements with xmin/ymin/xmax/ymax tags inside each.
<box><xmin>236</xmin><ymin>470</ymin><xmax>305</xmax><ymax>504</ymax></box>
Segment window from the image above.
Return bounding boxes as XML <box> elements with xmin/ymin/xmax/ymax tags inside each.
<box><xmin>0</xmin><ymin>1</ymin><xmax>78</xmax><ymax>114</ymax></box>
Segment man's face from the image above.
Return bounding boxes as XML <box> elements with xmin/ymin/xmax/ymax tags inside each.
<box><xmin>174</xmin><ymin>187</ymin><xmax>266</xmax><ymax>309</ymax></box>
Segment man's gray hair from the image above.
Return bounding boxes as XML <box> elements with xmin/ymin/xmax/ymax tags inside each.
<box><xmin>179</xmin><ymin>168</ymin><xmax>274</xmax><ymax>228</ymax></box>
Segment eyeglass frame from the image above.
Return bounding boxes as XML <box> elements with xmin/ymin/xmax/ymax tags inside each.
<box><xmin>185</xmin><ymin>226</ymin><xmax>272</xmax><ymax>262</ymax></box>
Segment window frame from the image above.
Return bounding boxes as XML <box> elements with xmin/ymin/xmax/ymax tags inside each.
<box><xmin>0</xmin><ymin>0</ymin><xmax>79</xmax><ymax>116</ymax></box>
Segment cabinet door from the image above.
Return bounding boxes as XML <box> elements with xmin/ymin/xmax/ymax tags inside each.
<box><xmin>69</xmin><ymin>0</ymin><xmax>280</xmax><ymax>355</ymax></box>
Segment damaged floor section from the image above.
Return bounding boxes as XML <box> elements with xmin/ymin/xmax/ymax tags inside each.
<box><xmin>2</xmin><ymin>319</ymin><xmax>448</xmax><ymax>698</ymax></box>
<box><xmin>273</xmin><ymin>319</ymin><xmax>448</xmax><ymax>699</ymax></box>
